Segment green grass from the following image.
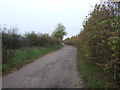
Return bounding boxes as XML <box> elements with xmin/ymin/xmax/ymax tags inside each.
<box><xmin>77</xmin><ymin>49</ymin><xmax>118</xmax><ymax>88</ymax></box>
<box><xmin>2</xmin><ymin>45</ymin><xmax>63</xmax><ymax>75</ymax></box>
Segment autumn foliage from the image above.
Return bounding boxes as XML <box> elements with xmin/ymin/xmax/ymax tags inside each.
<box><xmin>64</xmin><ymin>1</ymin><xmax>120</xmax><ymax>85</ymax></box>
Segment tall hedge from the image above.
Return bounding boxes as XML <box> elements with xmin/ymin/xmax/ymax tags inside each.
<box><xmin>64</xmin><ymin>1</ymin><xmax>120</xmax><ymax>84</ymax></box>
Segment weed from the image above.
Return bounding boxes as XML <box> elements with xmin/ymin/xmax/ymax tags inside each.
<box><xmin>2</xmin><ymin>45</ymin><xmax>62</xmax><ymax>75</ymax></box>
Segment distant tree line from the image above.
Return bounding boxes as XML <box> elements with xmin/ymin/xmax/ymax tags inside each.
<box><xmin>1</xmin><ymin>23</ymin><xmax>66</xmax><ymax>64</ymax></box>
<box><xmin>64</xmin><ymin>1</ymin><xmax>120</xmax><ymax>85</ymax></box>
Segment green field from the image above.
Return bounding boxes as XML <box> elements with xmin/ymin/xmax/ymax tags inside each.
<box><xmin>2</xmin><ymin>45</ymin><xmax>62</xmax><ymax>75</ymax></box>
<box><xmin>77</xmin><ymin>49</ymin><xmax>118</xmax><ymax>88</ymax></box>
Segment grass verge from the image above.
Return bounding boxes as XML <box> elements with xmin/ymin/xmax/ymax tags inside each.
<box><xmin>77</xmin><ymin>49</ymin><xmax>118</xmax><ymax>88</ymax></box>
<box><xmin>2</xmin><ymin>45</ymin><xmax>63</xmax><ymax>75</ymax></box>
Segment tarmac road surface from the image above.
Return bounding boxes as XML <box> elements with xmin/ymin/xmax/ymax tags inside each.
<box><xmin>3</xmin><ymin>45</ymin><xmax>85</xmax><ymax>88</ymax></box>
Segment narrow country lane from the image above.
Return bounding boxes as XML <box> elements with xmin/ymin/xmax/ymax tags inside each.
<box><xmin>3</xmin><ymin>45</ymin><xmax>85</xmax><ymax>88</ymax></box>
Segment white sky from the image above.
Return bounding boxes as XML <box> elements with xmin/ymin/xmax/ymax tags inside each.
<box><xmin>0</xmin><ymin>0</ymin><xmax>100</xmax><ymax>39</ymax></box>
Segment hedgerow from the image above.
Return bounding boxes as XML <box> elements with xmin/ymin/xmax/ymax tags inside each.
<box><xmin>64</xmin><ymin>1</ymin><xmax>120</xmax><ymax>85</ymax></box>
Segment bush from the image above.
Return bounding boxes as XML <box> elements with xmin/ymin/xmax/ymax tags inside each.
<box><xmin>64</xmin><ymin>2</ymin><xmax>120</xmax><ymax>85</ymax></box>
<box><xmin>1</xmin><ymin>27</ymin><xmax>62</xmax><ymax>64</ymax></box>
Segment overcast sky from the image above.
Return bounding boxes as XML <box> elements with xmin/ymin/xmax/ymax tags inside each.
<box><xmin>0</xmin><ymin>0</ymin><xmax>100</xmax><ymax>39</ymax></box>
